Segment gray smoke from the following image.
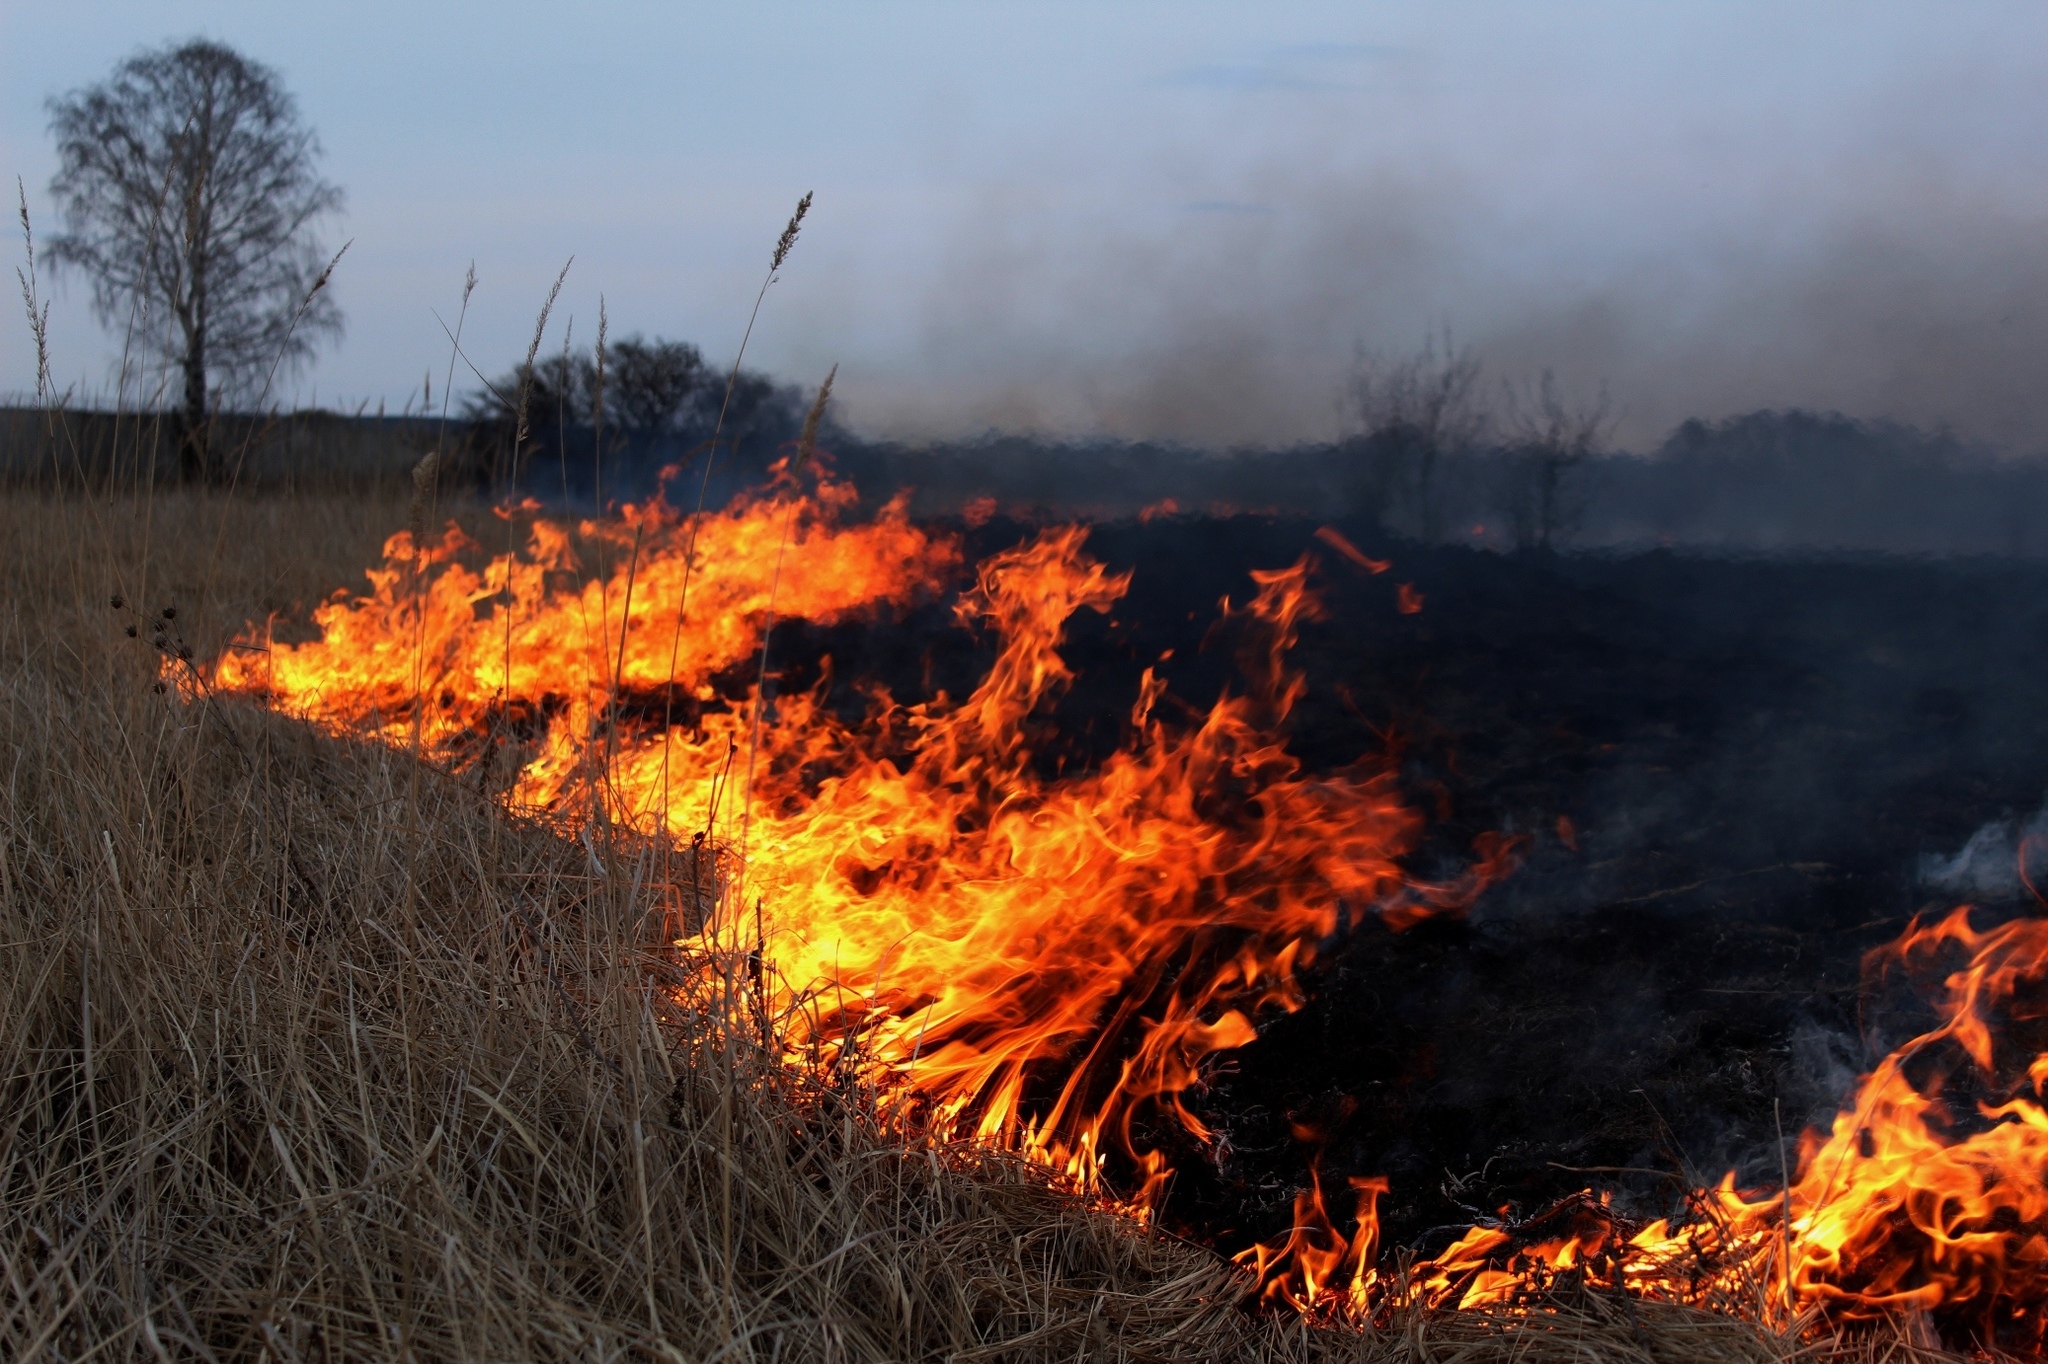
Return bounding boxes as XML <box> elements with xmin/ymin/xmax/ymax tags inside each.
<box><xmin>837</xmin><ymin>146</ymin><xmax>2048</xmax><ymax>454</ymax></box>
<box><xmin>1920</xmin><ymin>797</ymin><xmax>2048</xmax><ymax>901</ymax></box>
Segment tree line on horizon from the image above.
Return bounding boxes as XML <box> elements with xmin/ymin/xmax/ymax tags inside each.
<box><xmin>462</xmin><ymin>337</ymin><xmax>812</xmax><ymax>497</ymax></box>
<box><xmin>12</xmin><ymin>31</ymin><xmax>1618</xmax><ymax>531</ymax></box>
<box><xmin>25</xmin><ymin>37</ymin><xmax>2045</xmax><ymax>559</ymax></box>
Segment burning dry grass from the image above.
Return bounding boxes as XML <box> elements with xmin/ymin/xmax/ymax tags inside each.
<box><xmin>0</xmin><ymin>490</ymin><xmax>1980</xmax><ymax>1362</ymax></box>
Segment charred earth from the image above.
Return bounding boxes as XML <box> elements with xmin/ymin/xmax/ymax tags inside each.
<box><xmin>766</xmin><ymin>510</ymin><xmax>2048</xmax><ymax>1261</ymax></box>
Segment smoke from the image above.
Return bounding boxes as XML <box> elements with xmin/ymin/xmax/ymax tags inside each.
<box><xmin>1920</xmin><ymin>797</ymin><xmax>2048</xmax><ymax>901</ymax></box>
<box><xmin>834</xmin><ymin>107</ymin><xmax>2048</xmax><ymax>454</ymax></box>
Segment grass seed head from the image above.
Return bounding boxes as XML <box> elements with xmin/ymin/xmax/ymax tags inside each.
<box><xmin>794</xmin><ymin>364</ymin><xmax>837</xmax><ymax>473</ymax></box>
<box><xmin>771</xmin><ymin>191</ymin><xmax>813</xmax><ymax>272</ymax></box>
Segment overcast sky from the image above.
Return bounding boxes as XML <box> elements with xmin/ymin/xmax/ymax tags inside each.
<box><xmin>4</xmin><ymin>2</ymin><xmax>2046</xmax><ymax>449</ymax></box>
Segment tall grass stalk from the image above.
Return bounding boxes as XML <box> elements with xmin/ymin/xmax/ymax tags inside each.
<box><xmin>656</xmin><ymin>192</ymin><xmax>812</xmax><ymax>839</ymax></box>
<box><xmin>737</xmin><ymin>364</ymin><xmax>834</xmax><ymax>897</ymax></box>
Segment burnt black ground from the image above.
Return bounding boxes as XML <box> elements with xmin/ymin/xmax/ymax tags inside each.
<box><xmin>759</xmin><ymin>510</ymin><xmax>2048</xmax><ymax>1258</ymax></box>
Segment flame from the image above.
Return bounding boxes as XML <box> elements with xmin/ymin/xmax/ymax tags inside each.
<box><xmin>210</xmin><ymin>468</ymin><xmax>2048</xmax><ymax>1347</ymax></box>
<box><xmin>1755</xmin><ymin>906</ymin><xmax>2048</xmax><ymax>1342</ymax></box>
<box><xmin>209</xmin><ymin>470</ymin><xmax>1498</xmax><ymax>1213</ymax></box>
<box><xmin>1234</xmin><ymin>1163</ymin><xmax>1387</xmax><ymax>1315</ymax></box>
<box><xmin>1312</xmin><ymin>526</ymin><xmax>1389</xmax><ymax>575</ymax></box>
<box><xmin>216</xmin><ymin>475</ymin><xmax>950</xmax><ymax>770</ymax></box>
<box><xmin>1241</xmin><ymin>904</ymin><xmax>2048</xmax><ymax>1350</ymax></box>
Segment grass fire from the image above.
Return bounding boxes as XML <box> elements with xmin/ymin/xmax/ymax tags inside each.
<box><xmin>204</xmin><ymin>468</ymin><xmax>1511</xmax><ymax>1222</ymax></box>
<box><xmin>13</xmin><ymin>13</ymin><xmax>2048</xmax><ymax>1359</ymax></box>
<box><xmin>3</xmin><ymin>456</ymin><xmax>2019</xmax><ymax>1359</ymax></box>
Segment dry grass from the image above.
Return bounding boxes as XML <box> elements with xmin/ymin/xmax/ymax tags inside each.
<box><xmin>0</xmin><ymin>491</ymin><xmax>1980</xmax><ymax>1362</ymax></box>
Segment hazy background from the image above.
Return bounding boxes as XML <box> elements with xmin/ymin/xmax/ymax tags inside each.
<box><xmin>4</xmin><ymin>1</ymin><xmax>2046</xmax><ymax>451</ymax></box>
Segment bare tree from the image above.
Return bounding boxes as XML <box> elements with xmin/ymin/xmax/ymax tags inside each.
<box><xmin>1499</xmin><ymin>370</ymin><xmax>1611</xmax><ymax>551</ymax></box>
<box><xmin>1346</xmin><ymin>333</ymin><xmax>1484</xmax><ymax>540</ymax></box>
<box><xmin>45</xmin><ymin>39</ymin><xmax>343</xmax><ymax>481</ymax></box>
<box><xmin>467</xmin><ymin>352</ymin><xmax>594</xmax><ymax>429</ymax></box>
<box><xmin>468</xmin><ymin>336</ymin><xmax>718</xmax><ymax>436</ymax></box>
<box><xmin>608</xmin><ymin>335</ymin><xmax>708</xmax><ymax>435</ymax></box>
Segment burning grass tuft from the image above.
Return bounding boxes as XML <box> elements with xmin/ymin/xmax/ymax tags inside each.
<box><xmin>0</xmin><ymin>491</ymin><xmax>1981</xmax><ymax>1362</ymax></box>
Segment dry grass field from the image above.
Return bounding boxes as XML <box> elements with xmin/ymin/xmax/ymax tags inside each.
<box><xmin>0</xmin><ymin>490</ymin><xmax>1972</xmax><ymax>1362</ymax></box>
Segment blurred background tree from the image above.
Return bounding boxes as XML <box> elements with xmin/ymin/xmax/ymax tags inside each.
<box><xmin>608</xmin><ymin>335</ymin><xmax>707</xmax><ymax>436</ymax></box>
<box><xmin>467</xmin><ymin>334</ymin><xmax>806</xmax><ymax>499</ymax></box>
<box><xmin>1344</xmin><ymin>334</ymin><xmax>1485</xmax><ymax>540</ymax></box>
<box><xmin>1499</xmin><ymin>370</ymin><xmax>1611</xmax><ymax>551</ymax></box>
<box><xmin>46</xmin><ymin>38</ymin><xmax>344</xmax><ymax>481</ymax></box>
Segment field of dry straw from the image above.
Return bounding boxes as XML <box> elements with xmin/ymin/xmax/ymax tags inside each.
<box><xmin>0</xmin><ymin>487</ymin><xmax>1977</xmax><ymax>1362</ymax></box>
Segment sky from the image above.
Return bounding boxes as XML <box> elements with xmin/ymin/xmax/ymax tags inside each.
<box><xmin>3</xmin><ymin>2</ymin><xmax>2046</xmax><ymax>450</ymax></box>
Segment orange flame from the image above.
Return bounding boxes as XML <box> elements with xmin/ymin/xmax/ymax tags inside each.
<box><xmin>212</xmin><ymin>471</ymin><xmax>2048</xmax><ymax>1346</ymax></box>
<box><xmin>1240</xmin><ymin>904</ymin><xmax>2048</xmax><ymax>1349</ymax></box>
<box><xmin>1234</xmin><ymin>1164</ymin><xmax>1387</xmax><ymax>1315</ymax></box>
<box><xmin>1756</xmin><ymin>906</ymin><xmax>2048</xmax><ymax>1342</ymax></box>
<box><xmin>210</xmin><ymin>472</ymin><xmax>1499</xmax><ymax>1215</ymax></box>
<box><xmin>1312</xmin><ymin>525</ymin><xmax>1389</xmax><ymax>575</ymax></box>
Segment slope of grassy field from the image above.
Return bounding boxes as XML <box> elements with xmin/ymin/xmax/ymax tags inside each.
<box><xmin>0</xmin><ymin>490</ymin><xmax>1955</xmax><ymax>1362</ymax></box>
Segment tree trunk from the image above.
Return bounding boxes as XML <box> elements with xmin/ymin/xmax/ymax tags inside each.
<box><xmin>179</xmin><ymin>327</ymin><xmax>208</xmax><ymax>484</ymax></box>
<box><xmin>1416</xmin><ymin>439</ymin><xmax>1440</xmax><ymax>543</ymax></box>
